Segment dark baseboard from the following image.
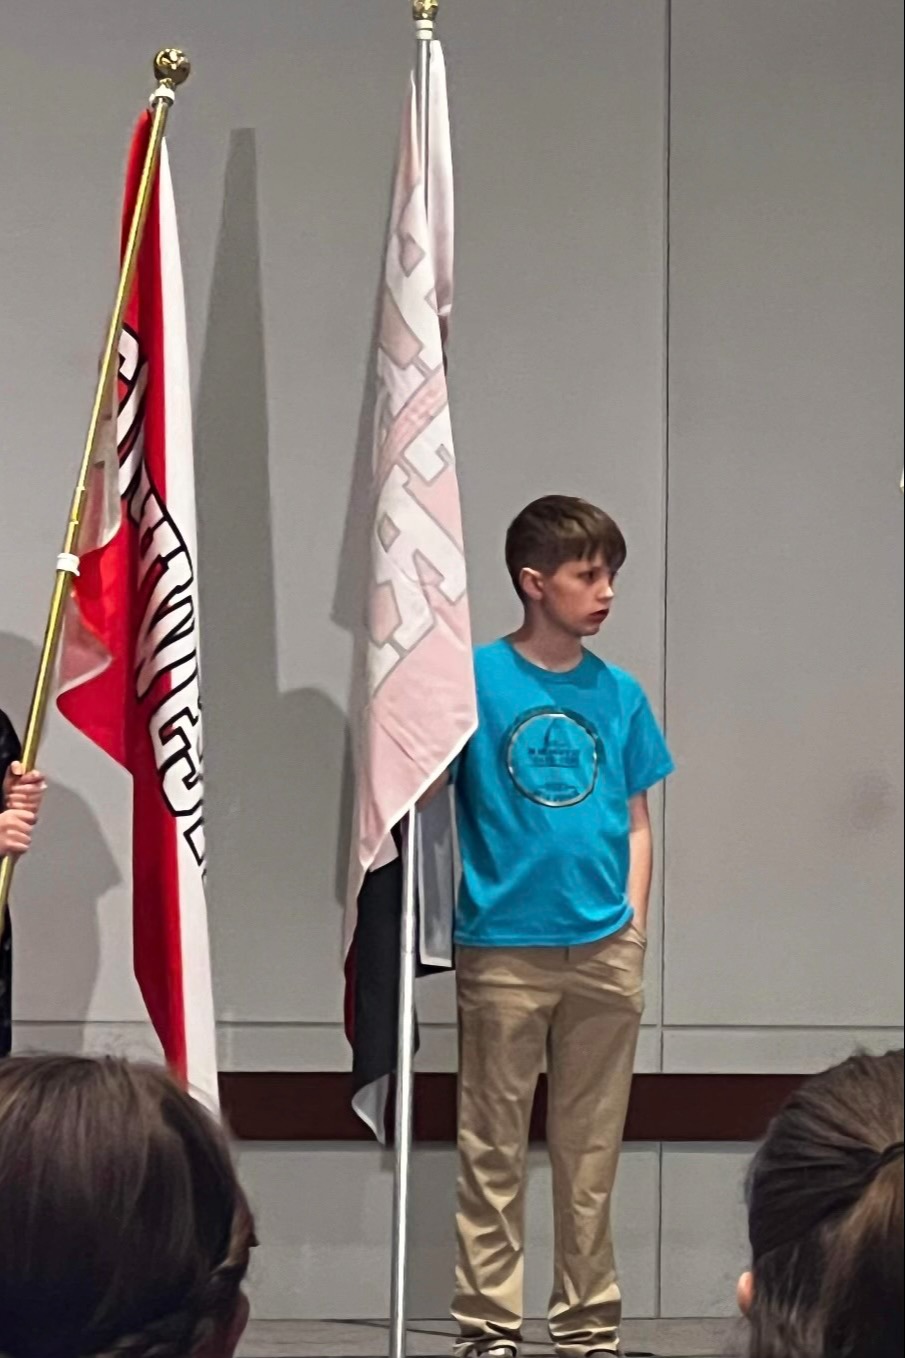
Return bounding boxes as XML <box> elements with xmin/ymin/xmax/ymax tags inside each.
<box><xmin>219</xmin><ymin>1071</ymin><xmax>805</xmax><ymax>1143</ymax></box>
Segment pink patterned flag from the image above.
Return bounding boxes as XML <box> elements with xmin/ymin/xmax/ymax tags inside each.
<box><xmin>344</xmin><ymin>42</ymin><xmax>476</xmax><ymax>1137</ymax></box>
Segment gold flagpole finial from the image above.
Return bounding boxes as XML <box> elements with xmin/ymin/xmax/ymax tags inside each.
<box><xmin>412</xmin><ymin>1</ymin><xmax>438</xmax><ymax>43</ymax></box>
<box><xmin>153</xmin><ymin>48</ymin><xmax>191</xmax><ymax>89</ymax></box>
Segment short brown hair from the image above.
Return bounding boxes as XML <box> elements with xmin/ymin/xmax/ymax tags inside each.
<box><xmin>745</xmin><ymin>1048</ymin><xmax>903</xmax><ymax>1358</ymax></box>
<box><xmin>504</xmin><ymin>495</ymin><xmax>626</xmax><ymax>598</ymax></box>
<box><xmin>0</xmin><ymin>1054</ymin><xmax>255</xmax><ymax>1358</ymax></box>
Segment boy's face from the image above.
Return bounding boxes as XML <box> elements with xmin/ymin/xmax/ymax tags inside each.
<box><xmin>521</xmin><ymin>552</ymin><xmax>617</xmax><ymax>637</ymax></box>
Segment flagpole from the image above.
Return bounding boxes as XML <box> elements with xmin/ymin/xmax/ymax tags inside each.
<box><xmin>389</xmin><ymin>805</ymin><xmax>419</xmax><ymax>1358</ymax></box>
<box><xmin>0</xmin><ymin>49</ymin><xmax>191</xmax><ymax>930</ymax></box>
<box><xmin>388</xmin><ymin>11</ymin><xmax>437</xmax><ymax>1357</ymax></box>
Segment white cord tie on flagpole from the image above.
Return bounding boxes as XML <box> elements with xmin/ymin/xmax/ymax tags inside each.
<box><xmin>149</xmin><ymin>84</ymin><xmax>176</xmax><ymax>107</ymax></box>
<box><xmin>56</xmin><ymin>552</ymin><xmax>80</xmax><ymax>576</ymax></box>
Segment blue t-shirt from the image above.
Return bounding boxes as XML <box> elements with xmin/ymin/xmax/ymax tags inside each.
<box><xmin>453</xmin><ymin>639</ymin><xmax>674</xmax><ymax>948</ymax></box>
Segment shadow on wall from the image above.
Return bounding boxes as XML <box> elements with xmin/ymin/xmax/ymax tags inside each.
<box><xmin>194</xmin><ymin>128</ymin><xmax>354</xmax><ymax>1020</ymax></box>
<box><xmin>0</xmin><ymin>631</ymin><xmax>117</xmax><ymax>1030</ymax></box>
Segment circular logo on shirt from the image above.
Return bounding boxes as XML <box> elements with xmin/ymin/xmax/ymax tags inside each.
<box><xmin>504</xmin><ymin>707</ymin><xmax>603</xmax><ymax>807</ymax></box>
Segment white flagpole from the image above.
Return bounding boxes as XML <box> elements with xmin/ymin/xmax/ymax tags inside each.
<box><xmin>388</xmin><ymin>14</ymin><xmax>436</xmax><ymax>1358</ymax></box>
<box><xmin>389</xmin><ymin>807</ymin><xmax>419</xmax><ymax>1358</ymax></box>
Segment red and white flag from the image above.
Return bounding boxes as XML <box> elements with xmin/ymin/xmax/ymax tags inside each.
<box><xmin>57</xmin><ymin>114</ymin><xmax>218</xmax><ymax>1110</ymax></box>
<box><xmin>344</xmin><ymin>43</ymin><xmax>477</xmax><ymax>1136</ymax></box>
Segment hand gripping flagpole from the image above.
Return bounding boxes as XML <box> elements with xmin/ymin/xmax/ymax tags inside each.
<box><xmin>388</xmin><ymin>12</ymin><xmax>437</xmax><ymax>1358</ymax></box>
<box><xmin>0</xmin><ymin>49</ymin><xmax>191</xmax><ymax>931</ymax></box>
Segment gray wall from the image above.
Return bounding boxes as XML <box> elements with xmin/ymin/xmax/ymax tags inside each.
<box><xmin>0</xmin><ymin>0</ymin><xmax>901</xmax><ymax>1320</ymax></box>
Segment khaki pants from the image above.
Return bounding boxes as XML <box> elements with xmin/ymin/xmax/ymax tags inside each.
<box><xmin>452</xmin><ymin>924</ymin><xmax>646</xmax><ymax>1357</ymax></box>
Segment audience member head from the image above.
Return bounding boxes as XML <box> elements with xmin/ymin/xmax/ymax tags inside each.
<box><xmin>739</xmin><ymin>1048</ymin><xmax>903</xmax><ymax>1358</ymax></box>
<box><xmin>0</xmin><ymin>1053</ymin><xmax>255</xmax><ymax>1358</ymax></box>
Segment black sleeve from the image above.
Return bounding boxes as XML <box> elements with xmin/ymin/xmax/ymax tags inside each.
<box><xmin>0</xmin><ymin>710</ymin><xmax>21</xmax><ymax>807</ymax></box>
<box><xmin>0</xmin><ymin>708</ymin><xmax>19</xmax><ymax>1056</ymax></box>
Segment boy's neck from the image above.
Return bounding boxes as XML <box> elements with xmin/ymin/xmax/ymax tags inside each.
<box><xmin>508</xmin><ymin>616</ymin><xmax>585</xmax><ymax>673</ymax></box>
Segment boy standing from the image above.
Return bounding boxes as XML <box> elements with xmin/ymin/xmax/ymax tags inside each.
<box><xmin>449</xmin><ymin>496</ymin><xmax>673</xmax><ymax>1358</ymax></box>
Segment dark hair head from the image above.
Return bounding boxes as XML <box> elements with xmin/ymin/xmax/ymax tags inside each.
<box><xmin>0</xmin><ymin>1054</ymin><xmax>255</xmax><ymax>1358</ymax></box>
<box><xmin>744</xmin><ymin>1048</ymin><xmax>903</xmax><ymax>1358</ymax></box>
<box><xmin>504</xmin><ymin>495</ymin><xmax>626</xmax><ymax>599</ymax></box>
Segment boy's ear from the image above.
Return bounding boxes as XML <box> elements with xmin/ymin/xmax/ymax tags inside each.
<box><xmin>519</xmin><ymin>567</ymin><xmax>544</xmax><ymax>602</ymax></box>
